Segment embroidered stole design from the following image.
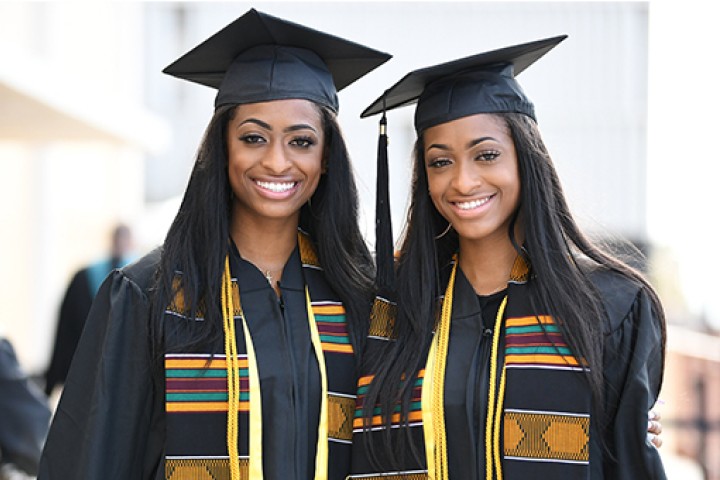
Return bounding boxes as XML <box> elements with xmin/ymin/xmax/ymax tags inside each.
<box><xmin>350</xmin><ymin>255</ymin><xmax>591</xmax><ymax>480</ymax></box>
<box><xmin>163</xmin><ymin>233</ymin><xmax>356</xmax><ymax>480</ymax></box>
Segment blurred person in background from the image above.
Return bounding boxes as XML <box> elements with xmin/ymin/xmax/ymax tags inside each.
<box><xmin>0</xmin><ymin>336</ymin><xmax>51</xmax><ymax>480</ymax></box>
<box><xmin>38</xmin><ymin>9</ymin><xmax>388</xmax><ymax>480</ymax></box>
<box><xmin>43</xmin><ymin>223</ymin><xmax>134</xmax><ymax>397</ymax></box>
<box><xmin>351</xmin><ymin>35</ymin><xmax>667</xmax><ymax>479</ymax></box>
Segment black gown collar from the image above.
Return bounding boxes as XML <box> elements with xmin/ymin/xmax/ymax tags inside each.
<box><xmin>228</xmin><ymin>238</ymin><xmax>304</xmax><ymax>293</ymax></box>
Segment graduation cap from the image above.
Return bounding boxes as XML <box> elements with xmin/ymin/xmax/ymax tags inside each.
<box><xmin>163</xmin><ymin>8</ymin><xmax>391</xmax><ymax>112</ymax></box>
<box><xmin>365</xmin><ymin>35</ymin><xmax>567</xmax><ymax>293</ymax></box>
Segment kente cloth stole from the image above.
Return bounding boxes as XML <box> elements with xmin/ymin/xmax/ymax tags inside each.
<box><xmin>163</xmin><ymin>233</ymin><xmax>356</xmax><ymax>480</ymax></box>
<box><xmin>350</xmin><ymin>255</ymin><xmax>591</xmax><ymax>480</ymax></box>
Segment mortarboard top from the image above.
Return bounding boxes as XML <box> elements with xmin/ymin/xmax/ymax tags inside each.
<box><xmin>361</xmin><ymin>34</ymin><xmax>567</xmax><ymax>132</ymax></box>
<box><xmin>163</xmin><ymin>8</ymin><xmax>391</xmax><ymax>112</ymax></box>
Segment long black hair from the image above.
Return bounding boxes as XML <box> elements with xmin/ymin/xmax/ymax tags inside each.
<box><xmin>150</xmin><ymin>103</ymin><xmax>374</xmax><ymax>360</ymax></box>
<box><xmin>362</xmin><ymin>112</ymin><xmax>666</xmax><ymax>467</ymax></box>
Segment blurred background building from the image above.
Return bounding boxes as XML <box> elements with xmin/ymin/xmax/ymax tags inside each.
<box><xmin>0</xmin><ymin>1</ymin><xmax>718</xmax><ymax>477</ymax></box>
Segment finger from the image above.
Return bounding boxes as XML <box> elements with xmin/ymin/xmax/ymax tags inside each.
<box><xmin>647</xmin><ymin>420</ymin><xmax>663</xmax><ymax>435</ymax></box>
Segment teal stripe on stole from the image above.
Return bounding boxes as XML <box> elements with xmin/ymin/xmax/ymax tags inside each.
<box><xmin>506</xmin><ymin>346</ymin><xmax>573</xmax><ymax>355</ymax></box>
<box><xmin>315</xmin><ymin>314</ymin><xmax>346</xmax><ymax>323</ymax></box>
<box><xmin>319</xmin><ymin>335</ymin><xmax>350</xmax><ymax>344</ymax></box>
<box><xmin>166</xmin><ymin>392</ymin><xmax>250</xmax><ymax>402</ymax></box>
<box><xmin>165</xmin><ymin>368</ymin><xmax>249</xmax><ymax>378</ymax></box>
<box><xmin>506</xmin><ymin>325</ymin><xmax>561</xmax><ymax>335</ymax></box>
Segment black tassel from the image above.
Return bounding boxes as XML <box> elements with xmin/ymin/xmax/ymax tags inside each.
<box><xmin>375</xmin><ymin>107</ymin><xmax>395</xmax><ymax>293</ymax></box>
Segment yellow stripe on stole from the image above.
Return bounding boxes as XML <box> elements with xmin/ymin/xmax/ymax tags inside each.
<box><xmin>321</xmin><ymin>344</ymin><xmax>354</xmax><ymax>354</ymax></box>
<box><xmin>505</xmin><ymin>315</ymin><xmax>554</xmax><ymax>327</ymax></box>
<box><xmin>166</xmin><ymin>402</ymin><xmax>250</xmax><ymax>413</ymax></box>
<box><xmin>312</xmin><ymin>304</ymin><xmax>345</xmax><ymax>315</ymax></box>
<box><xmin>165</xmin><ymin>358</ymin><xmax>249</xmax><ymax>369</ymax></box>
<box><xmin>505</xmin><ymin>354</ymin><xmax>580</xmax><ymax>366</ymax></box>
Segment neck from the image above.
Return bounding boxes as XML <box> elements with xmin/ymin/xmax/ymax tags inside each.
<box><xmin>458</xmin><ymin>235</ymin><xmax>518</xmax><ymax>296</ymax></box>
<box><xmin>230</xmin><ymin>211</ymin><xmax>299</xmax><ymax>291</ymax></box>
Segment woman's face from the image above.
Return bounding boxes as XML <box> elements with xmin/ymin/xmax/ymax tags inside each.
<box><xmin>227</xmin><ymin>99</ymin><xmax>325</xmax><ymax>225</ymax></box>
<box><xmin>424</xmin><ymin>113</ymin><xmax>520</xmax><ymax>245</ymax></box>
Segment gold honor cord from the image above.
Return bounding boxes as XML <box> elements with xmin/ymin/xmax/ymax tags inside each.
<box><xmin>485</xmin><ymin>296</ymin><xmax>508</xmax><ymax>480</ymax></box>
<box><xmin>222</xmin><ymin>257</ymin><xmax>263</xmax><ymax>480</ymax></box>
<box><xmin>421</xmin><ymin>257</ymin><xmax>458</xmax><ymax>480</ymax></box>
<box><xmin>305</xmin><ymin>288</ymin><xmax>329</xmax><ymax>480</ymax></box>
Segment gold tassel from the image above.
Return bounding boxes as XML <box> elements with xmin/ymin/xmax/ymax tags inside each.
<box><xmin>306</xmin><ymin>288</ymin><xmax>329</xmax><ymax>479</ymax></box>
<box><xmin>222</xmin><ymin>256</ymin><xmax>263</xmax><ymax>479</ymax></box>
<box><xmin>221</xmin><ymin>257</ymin><xmax>241</xmax><ymax>479</ymax></box>
<box><xmin>485</xmin><ymin>296</ymin><xmax>508</xmax><ymax>480</ymax></box>
<box><xmin>422</xmin><ymin>256</ymin><xmax>458</xmax><ymax>480</ymax></box>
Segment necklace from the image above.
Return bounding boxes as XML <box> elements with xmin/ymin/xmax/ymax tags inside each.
<box><xmin>264</xmin><ymin>270</ymin><xmax>273</xmax><ymax>285</ymax></box>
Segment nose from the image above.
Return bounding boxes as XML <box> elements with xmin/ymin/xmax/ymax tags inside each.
<box><xmin>261</xmin><ymin>141</ymin><xmax>292</xmax><ymax>174</ymax></box>
<box><xmin>450</xmin><ymin>158</ymin><xmax>481</xmax><ymax>194</ymax></box>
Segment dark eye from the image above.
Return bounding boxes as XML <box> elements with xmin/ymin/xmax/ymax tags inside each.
<box><xmin>428</xmin><ymin>157</ymin><xmax>452</xmax><ymax>168</ymax></box>
<box><xmin>476</xmin><ymin>150</ymin><xmax>500</xmax><ymax>162</ymax></box>
<box><xmin>290</xmin><ymin>136</ymin><xmax>316</xmax><ymax>148</ymax></box>
<box><xmin>240</xmin><ymin>134</ymin><xmax>266</xmax><ymax>144</ymax></box>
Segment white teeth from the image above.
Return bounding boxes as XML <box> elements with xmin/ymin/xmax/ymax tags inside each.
<box><xmin>256</xmin><ymin>181</ymin><xmax>296</xmax><ymax>192</ymax></box>
<box><xmin>456</xmin><ymin>197</ymin><xmax>491</xmax><ymax>210</ymax></box>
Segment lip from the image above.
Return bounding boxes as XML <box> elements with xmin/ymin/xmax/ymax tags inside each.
<box><xmin>252</xmin><ymin>178</ymin><xmax>300</xmax><ymax>199</ymax></box>
<box><xmin>449</xmin><ymin>193</ymin><xmax>496</xmax><ymax>216</ymax></box>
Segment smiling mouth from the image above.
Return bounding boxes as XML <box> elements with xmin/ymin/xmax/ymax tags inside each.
<box><xmin>454</xmin><ymin>195</ymin><xmax>494</xmax><ymax>210</ymax></box>
<box><xmin>255</xmin><ymin>180</ymin><xmax>298</xmax><ymax>193</ymax></box>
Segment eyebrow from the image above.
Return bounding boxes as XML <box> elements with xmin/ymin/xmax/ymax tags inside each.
<box><xmin>238</xmin><ymin>118</ymin><xmax>272</xmax><ymax>130</ymax></box>
<box><xmin>467</xmin><ymin>136</ymin><xmax>498</xmax><ymax>149</ymax></box>
<box><xmin>426</xmin><ymin>136</ymin><xmax>498</xmax><ymax>152</ymax></box>
<box><xmin>284</xmin><ymin>124</ymin><xmax>318</xmax><ymax>134</ymax></box>
<box><xmin>237</xmin><ymin>118</ymin><xmax>318</xmax><ymax>134</ymax></box>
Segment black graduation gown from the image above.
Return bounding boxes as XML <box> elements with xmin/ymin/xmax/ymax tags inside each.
<box><xmin>39</xmin><ymin>245</ymin><xmax>334</xmax><ymax>480</ymax></box>
<box><xmin>45</xmin><ymin>257</ymin><xmax>130</xmax><ymax>396</ymax></box>
<box><xmin>44</xmin><ymin>268</ymin><xmax>94</xmax><ymax>395</ymax></box>
<box><xmin>442</xmin><ymin>267</ymin><xmax>667</xmax><ymax>479</ymax></box>
<box><xmin>350</xmin><ymin>265</ymin><xmax>666</xmax><ymax>479</ymax></box>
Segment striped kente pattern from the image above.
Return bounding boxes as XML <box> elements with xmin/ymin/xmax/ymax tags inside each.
<box><xmin>504</xmin><ymin>410</ymin><xmax>590</xmax><ymax>463</ymax></box>
<box><xmin>353</xmin><ymin>370</ymin><xmax>425</xmax><ymax>430</ymax></box>
<box><xmin>165</xmin><ymin>457</ymin><xmax>249</xmax><ymax>480</ymax></box>
<box><xmin>313</xmin><ymin>302</ymin><xmax>353</xmax><ymax>355</ymax></box>
<box><xmin>505</xmin><ymin>315</ymin><xmax>581</xmax><ymax>368</ymax></box>
<box><xmin>166</xmin><ymin>354</ymin><xmax>249</xmax><ymax>413</ymax></box>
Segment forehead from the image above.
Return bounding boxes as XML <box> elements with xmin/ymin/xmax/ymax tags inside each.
<box><xmin>231</xmin><ymin>98</ymin><xmax>323</xmax><ymax>126</ymax></box>
<box><xmin>424</xmin><ymin>113</ymin><xmax>510</xmax><ymax>143</ymax></box>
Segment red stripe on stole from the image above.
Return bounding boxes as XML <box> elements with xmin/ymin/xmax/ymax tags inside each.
<box><xmin>505</xmin><ymin>332</ymin><xmax>567</xmax><ymax>346</ymax></box>
<box><xmin>166</xmin><ymin>377</ymin><xmax>249</xmax><ymax>392</ymax></box>
<box><xmin>316</xmin><ymin>323</ymin><xmax>349</xmax><ymax>334</ymax></box>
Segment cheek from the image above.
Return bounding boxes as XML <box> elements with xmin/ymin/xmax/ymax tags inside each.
<box><xmin>425</xmin><ymin>174</ymin><xmax>446</xmax><ymax>213</ymax></box>
<box><xmin>304</xmin><ymin>154</ymin><xmax>324</xmax><ymax>181</ymax></box>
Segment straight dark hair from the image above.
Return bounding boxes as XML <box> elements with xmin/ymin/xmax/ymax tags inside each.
<box><xmin>150</xmin><ymin>103</ymin><xmax>374</xmax><ymax>362</ymax></box>
<box><xmin>361</xmin><ymin>112</ymin><xmax>666</xmax><ymax>468</ymax></box>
